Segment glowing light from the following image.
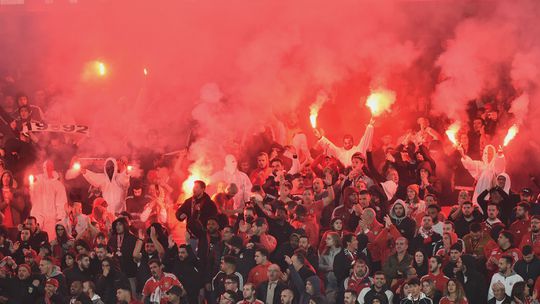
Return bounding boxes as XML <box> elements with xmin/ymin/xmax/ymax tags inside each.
<box><xmin>95</xmin><ymin>61</ymin><xmax>107</xmax><ymax>76</ymax></box>
<box><xmin>503</xmin><ymin>124</ymin><xmax>519</xmax><ymax>146</ymax></box>
<box><xmin>28</xmin><ymin>175</ymin><xmax>35</xmax><ymax>185</ymax></box>
<box><xmin>309</xmin><ymin>91</ymin><xmax>329</xmax><ymax>129</ymax></box>
<box><xmin>182</xmin><ymin>174</ymin><xmax>201</xmax><ymax>195</ymax></box>
<box><xmin>143</xmin><ymin>68</ymin><xmax>148</xmax><ymax>76</ymax></box>
<box><xmin>445</xmin><ymin>122</ymin><xmax>461</xmax><ymax>147</ymax></box>
<box><xmin>127</xmin><ymin>165</ymin><xmax>133</xmax><ymax>172</ymax></box>
<box><xmin>309</xmin><ymin>111</ymin><xmax>318</xmax><ymax>129</ymax></box>
<box><xmin>72</xmin><ymin>162</ymin><xmax>81</xmax><ymax>171</ymax></box>
<box><xmin>365</xmin><ymin>89</ymin><xmax>396</xmax><ymax>117</ymax></box>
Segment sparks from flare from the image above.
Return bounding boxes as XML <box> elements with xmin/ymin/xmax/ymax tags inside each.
<box><xmin>503</xmin><ymin>124</ymin><xmax>519</xmax><ymax>146</ymax></box>
<box><xmin>365</xmin><ymin>89</ymin><xmax>396</xmax><ymax>117</ymax></box>
<box><xmin>445</xmin><ymin>122</ymin><xmax>461</xmax><ymax>147</ymax></box>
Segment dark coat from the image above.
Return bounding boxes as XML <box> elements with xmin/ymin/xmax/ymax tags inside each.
<box><xmin>256</xmin><ymin>280</ymin><xmax>288</xmax><ymax>304</ymax></box>
<box><xmin>175</xmin><ymin>192</ymin><xmax>218</xmax><ymax>236</ymax></box>
<box><xmin>456</xmin><ymin>255</ymin><xmax>488</xmax><ymax>304</ymax></box>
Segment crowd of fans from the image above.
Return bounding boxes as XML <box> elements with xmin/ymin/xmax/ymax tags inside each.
<box><xmin>0</xmin><ymin>83</ymin><xmax>539</xmax><ymax>304</ymax></box>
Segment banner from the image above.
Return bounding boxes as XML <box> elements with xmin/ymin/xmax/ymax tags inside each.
<box><xmin>29</xmin><ymin>122</ymin><xmax>90</xmax><ymax>136</ymax></box>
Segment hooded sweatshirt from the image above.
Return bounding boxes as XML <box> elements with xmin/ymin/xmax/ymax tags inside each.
<box><xmin>82</xmin><ymin>158</ymin><xmax>130</xmax><ymax>214</ymax></box>
<box><xmin>389</xmin><ymin>200</ymin><xmax>417</xmax><ymax>241</ymax></box>
<box><xmin>30</xmin><ymin>161</ymin><xmax>68</xmax><ymax>234</ymax></box>
<box><xmin>461</xmin><ymin>145</ymin><xmax>506</xmax><ymax>205</ymax></box>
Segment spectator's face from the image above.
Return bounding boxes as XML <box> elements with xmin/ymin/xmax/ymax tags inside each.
<box><xmin>461</xmin><ymin>204</ymin><xmax>473</xmax><ymax>216</ymax></box>
<box><xmin>72</xmin><ymin>203</ymin><xmax>82</xmax><ymax>215</ymax></box>
<box><xmin>442</xmin><ymin>223</ymin><xmax>453</xmax><ymax>235</ymax></box>
<box><xmin>268</xmin><ymin>265</ymin><xmax>280</xmax><ymax>281</ymax></box>
<box><xmin>414</xmin><ymin>251</ymin><xmax>425</xmax><ymax>265</ymax></box>
<box><xmin>116</xmin><ymin>289</ymin><xmax>130</xmax><ymax>301</ymax></box>
<box><xmin>271</xmin><ymin>161</ymin><xmax>283</xmax><ymax>174</ymax></box>
<box><xmin>487</xmin><ymin>205</ymin><xmax>499</xmax><ymax>219</ymax></box>
<box><xmin>410</xmin><ymin>284</ymin><xmax>421</xmax><ymax>297</ymax></box>
<box><xmin>302</xmin><ymin>190</ymin><xmax>314</xmax><ymax>204</ymax></box>
<box><xmin>332</xmin><ymin>219</ymin><xmax>343</xmax><ymax>231</ymax></box>
<box><xmin>458</xmin><ymin>191</ymin><xmax>470</xmax><ymax>203</ymax></box>
<box><xmin>207</xmin><ymin>220</ymin><xmax>219</xmax><ymax>234</ymax></box>
<box><xmin>359</xmin><ymin>194</ymin><xmax>370</xmax><ymax>208</ymax></box>
<box><xmin>516</xmin><ymin>206</ymin><xmax>526</xmax><ymax>219</ymax></box>
<box><xmin>351</xmin><ymin>157</ymin><xmax>363</xmax><ymax>170</ymax></box>
<box><xmin>343</xmin><ymin>137</ymin><xmax>354</xmax><ymax>150</ymax></box>
<box><xmin>2</xmin><ymin>174</ymin><xmax>11</xmax><ymax>186</ymax></box>
<box><xmin>425</xmin><ymin>195</ymin><xmax>435</xmax><ymax>205</ymax></box>
<box><xmin>20</xmin><ymin>108</ymin><xmax>30</xmax><ymax>119</ymax></box>
<box><xmin>70</xmin><ymin>281</ymin><xmax>82</xmax><ymax>296</ymax></box>
<box><xmin>224</xmin><ymin>279</ymin><xmax>238</xmax><ymax>292</ymax></box>
<box><xmin>192</xmin><ymin>183</ymin><xmax>204</xmax><ymax>197</ymax></box>
<box><xmin>149</xmin><ymin>263</ymin><xmax>162</xmax><ymax>278</ymax></box>
<box><xmin>115</xmin><ymin>222</ymin><xmax>125</xmax><ymax>234</ymax></box>
<box><xmin>427</xmin><ymin>208</ymin><xmax>438</xmax><ymax>220</ymax></box>
<box><xmin>422</xmin><ymin>282</ymin><xmax>432</xmax><ymax>294</ymax></box>
<box><xmin>219</xmin><ymin>293</ymin><xmax>235</xmax><ymax>304</ymax></box>
<box><xmin>166</xmin><ymin>293</ymin><xmax>180</xmax><ymax>302</ymax></box>
<box><xmin>532</xmin><ymin>219</ymin><xmax>540</xmax><ymax>233</ymax></box>
<box><xmin>133</xmin><ymin>188</ymin><xmax>142</xmax><ymax>197</ymax></box>
<box><xmin>254</xmin><ymin>251</ymin><xmax>266</xmax><ymax>265</ymax></box>
<box><xmin>21</xmin><ymin>230</ymin><xmax>31</xmax><ymax>241</ymax></box>
<box><xmin>371</xmin><ymin>274</ymin><xmax>385</xmax><ymax>289</ymax></box>
<box><xmin>407</xmin><ymin>189</ymin><xmax>416</xmax><ymax>200</ymax></box>
<box><xmin>429</xmin><ymin>258</ymin><xmax>439</xmax><ymax>273</ymax></box>
<box><xmin>497</xmin><ymin>234</ymin><xmax>510</xmax><ymax>248</ymax></box>
<box><xmin>312</xmin><ymin>178</ymin><xmax>323</xmax><ymax>193</ymax></box>
<box><xmin>96</xmin><ymin>248</ymin><xmax>107</xmax><ymax>260</ymax></box>
<box><xmin>221</xmin><ymin>227</ymin><xmax>233</xmax><ymax>241</ymax></box>
<box><xmin>344</xmin><ymin>292</ymin><xmax>356</xmax><ymax>304</ymax></box>
<box><xmin>393</xmin><ymin>204</ymin><xmax>405</xmax><ymax>217</ymax></box>
<box><xmin>450</xmin><ymin>250</ymin><xmax>461</xmax><ymax>262</ymax></box>
<box><xmin>17</xmin><ymin>267</ymin><xmax>30</xmax><ymax>280</ymax></box>
<box><xmin>494</xmin><ymin>286</ymin><xmax>506</xmax><ymax>300</ymax></box>
<box><xmin>348</xmin><ymin>193</ymin><xmax>358</xmax><ymax>205</ymax></box>
<box><xmin>257</xmin><ymin>155</ymin><xmax>268</xmax><ymax>169</ymax></box>
<box><xmin>281</xmin><ymin>290</ymin><xmax>294</xmax><ymax>304</ymax></box>
<box><xmin>299</xmin><ymin>237</ymin><xmax>309</xmax><ymax>250</ymax></box>
<box><xmin>498</xmin><ymin>259</ymin><xmax>509</xmax><ymax>273</ymax></box>
<box><xmin>18</xmin><ymin>96</ymin><xmax>28</xmax><ymax>106</ymax></box>
<box><xmin>354</xmin><ymin>262</ymin><xmax>367</xmax><ymax>277</ymax></box>
<box><xmin>497</xmin><ymin>176</ymin><xmax>506</xmax><ymax>188</ymax></box>
<box><xmin>45</xmin><ymin>284</ymin><xmax>57</xmax><ymax>295</ymax></box>
<box><xmin>395</xmin><ymin>239</ymin><xmax>407</xmax><ymax>253</ymax></box>
<box><xmin>25</xmin><ymin>219</ymin><xmax>37</xmax><ymax>232</ymax></box>
<box><xmin>178</xmin><ymin>248</ymin><xmax>189</xmax><ymax>261</ymax></box>
<box><xmin>80</xmin><ymin>256</ymin><xmax>90</xmax><ymax>269</ymax></box>
<box><xmin>65</xmin><ymin>255</ymin><xmax>74</xmax><ymax>268</ymax></box>
<box><xmin>243</xmin><ymin>284</ymin><xmax>255</xmax><ymax>299</ymax></box>
<box><xmin>82</xmin><ymin>282</ymin><xmax>91</xmax><ymax>294</ymax></box>
<box><xmin>422</xmin><ymin>217</ymin><xmax>433</xmax><ymax>229</ymax></box>
<box><xmin>305</xmin><ymin>281</ymin><xmax>314</xmax><ymax>295</ymax></box>
<box><xmin>387</xmin><ymin>169</ymin><xmax>400</xmax><ymax>184</ymax></box>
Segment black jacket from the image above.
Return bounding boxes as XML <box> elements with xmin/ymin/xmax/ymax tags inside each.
<box><xmin>6</xmin><ymin>277</ymin><xmax>40</xmax><ymax>304</ymax></box>
<box><xmin>107</xmin><ymin>223</ymin><xmax>138</xmax><ymax>277</ymax></box>
<box><xmin>176</xmin><ymin>192</ymin><xmax>218</xmax><ymax>236</ymax></box>
<box><xmin>456</xmin><ymin>255</ymin><xmax>488</xmax><ymax>304</ymax></box>
<box><xmin>164</xmin><ymin>245</ymin><xmax>201</xmax><ymax>304</ymax></box>
<box><xmin>514</xmin><ymin>256</ymin><xmax>540</xmax><ymax>286</ymax></box>
<box><xmin>333</xmin><ymin>249</ymin><xmax>355</xmax><ymax>287</ymax></box>
<box><xmin>256</xmin><ymin>281</ymin><xmax>288</xmax><ymax>304</ymax></box>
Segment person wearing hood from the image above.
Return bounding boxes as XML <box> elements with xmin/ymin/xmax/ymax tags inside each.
<box><xmin>107</xmin><ymin>217</ymin><xmax>138</xmax><ymax>292</ymax></box>
<box><xmin>344</xmin><ymin>258</ymin><xmax>372</xmax><ymax>294</ymax></box>
<box><xmin>287</xmin><ymin>253</ymin><xmax>325</xmax><ymax>304</ymax></box>
<box><xmin>389</xmin><ymin>200</ymin><xmax>416</xmax><ymax>242</ymax></box>
<box><xmin>455</xmin><ymin>254</ymin><xmax>487</xmax><ymax>304</ymax></box>
<box><xmin>210</xmin><ymin>155</ymin><xmax>253</xmax><ymax>211</ymax></box>
<box><xmin>488</xmin><ymin>255</ymin><xmax>523</xmax><ymax>300</ymax></box>
<box><xmin>332</xmin><ymin>187</ymin><xmax>361</xmax><ymax>232</ymax></box>
<box><xmin>458</xmin><ymin>144</ymin><xmax>505</xmax><ymax>206</ymax></box>
<box><xmin>399</xmin><ymin>278</ymin><xmax>433</xmax><ymax>304</ymax></box>
<box><xmin>95</xmin><ymin>257</ymin><xmax>130</xmax><ymax>304</ymax></box>
<box><xmin>29</xmin><ymin>160</ymin><xmax>68</xmax><ymax>237</ymax></box>
<box><xmin>313</xmin><ymin>120</ymin><xmax>374</xmax><ymax>168</ymax></box>
<box><xmin>80</xmin><ymin>157</ymin><xmax>130</xmax><ymax>215</ymax></box>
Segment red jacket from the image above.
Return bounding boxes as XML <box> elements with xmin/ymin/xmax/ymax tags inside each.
<box><xmin>485</xmin><ymin>246</ymin><xmax>522</xmax><ymax>272</ymax></box>
<box><xmin>372</xmin><ymin>225</ymin><xmax>402</xmax><ymax>264</ymax></box>
<box><xmin>520</xmin><ymin>233</ymin><xmax>540</xmax><ymax>256</ymax></box>
<box><xmin>421</xmin><ymin>272</ymin><xmax>449</xmax><ymax>292</ymax></box>
<box><xmin>360</xmin><ymin>220</ymin><xmax>385</xmax><ymax>262</ymax></box>
<box><xmin>510</xmin><ymin>219</ymin><xmax>530</xmax><ymax>245</ymax></box>
<box><xmin>247</xmin><ymin>262</ymin><xmax>271</xmax><ymax>287</ymax></box>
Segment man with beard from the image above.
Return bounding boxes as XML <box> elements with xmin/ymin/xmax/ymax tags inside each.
<box><xmin>412</xmin><ymin>215</ymin><xmax>442</xmax><ymax>256</ymax></box>
<box><xmin>486</xmin><ymin>231</ymin><xmax>522</xmax><ymax>273</ymax></box>
<box><xmin>65</xmin><ymin>253</ymin><xmax>93</xmax><ymax>287</ymax></box>
<box><xmin>358</xmin><ymin>271</ymin><xmax>393</xmax><ymax>304</ymax></box>
<box><xmin>488</xmin><ymin>256</ymin><xmax>523</xmax><ymax>300</ymax></box>
<box><xmin>165</xmin><ymin>244</ymin><xmax>201</xmax><ymax>304</ymax></box>
<box><xmin>520</xmin><ymin>215</ymin><xmax>540</xmax><ymax>257</ymax></box>
<box><xmin>510</xmin><ymin>203</ymin><xmax>531</xmax><ymax>246</ymax></box>
<box><xmin>213</xmin><ymin>183</ymin><xmax>240</xmax><ymax>227</ymax></box>
<box><xmin>481</xmin><ymin>203</ymin><xmax>505</xmax><ymax>235</ymax></box>
<box><xmin>142</xmin><ymin>259</ymin><xmax>182</xmax><ymax>304</ymax></box>
<box><xmin>420</xmin><ymin>256</ymin><xmax>449</xmax><ymax>292</ymax></box>
<box><xmin>388</xmin><ymin>200</ymin><xmax>416</xmax><ymax>241</ymax></box>
<box><xmin>454</xmin><ymin>201</ymin><xmax>482</xmax><ymax>238</ymax></box>
<box><xmin>250</xmin><ymin>152</ymin><xmax>272</xmax><ymax>187</ymax></box>
<box><xmin>344</xmin><ymin>259</ymin><xmax>372</xmax><ymax>294</ymax></box>
<box><xmin>6</xmin><ymin>264</ymin><xmax>40</xmax><ymax>303</ymax></box>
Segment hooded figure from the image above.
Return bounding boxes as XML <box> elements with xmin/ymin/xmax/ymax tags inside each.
<box><xmin>461</xmin><ymin>145</ymin><xmax>506</xmax><ymax>205</ymax></box>
<box><xmin>389</xmin><ymin>200</ymin><xmax>417</xmax><ymax>241</ymax></box>
<box><xmin>210</xmin><ymin>154</ymin><xmax>252</xmax><ymax>210</ymax></box>
<box><xmin>30</xmin><ymin>160</ymin><xmax>68</xmax><ymax>237</ymax></box>
<box><xmin>456</xmin><ymin>254</ymin><xmax>487</xmax><ymax>304</ymax></box>
<box><xmin>82</xmin><ymin>158</ymin><xmax>130</xmax><ymax>214</ymax></box>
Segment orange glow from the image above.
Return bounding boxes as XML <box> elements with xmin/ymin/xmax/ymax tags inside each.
<box><xmin>308</xmin><ymin>91</ymin><xmax>329</xmax><ymax>129</ymax></box>
<box><xmin>95</xmin><ymin>61</ymin><xmax>106</xmax><ymax>76</ymax></box>
<box><xmin>72</xmin><ymin>162</ymin><xmax>81</xmax><ymax>171</ymax></box>
<box><xmin>143</xmin><ymin>68</ymin><xmax>148</xmax><ymax>76</ymax></box>
<box><xmin>28</xmin><ymin>174</ymin><xmax>35</xmax><ymax>185</ymax></box>
<box><xmin>365</xmin><ymin>89</ymin><xmax>396</xmax><ymax>117</ymax></box>
<box><xmin>445</xmin><ymin>122</ymin><xmax>461</xmax><ymax>147</ymax></box>
<box><xmin>503</xmin><ymin>124</ymin><xmax>519</xmax><ymax>146</ymax></box>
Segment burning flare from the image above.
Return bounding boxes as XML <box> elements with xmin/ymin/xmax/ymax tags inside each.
<box><xmin>445</xmin><ymin>122</ymin><xmax>461</xmax><ymax>147</ymax></box>
<box><xmin>72</xmin><ymin>162</ymin><xmax>81</xmax><ymax>171</ymax></box>
<box><xmin>143</xmin><ymin>68</ymin><xmax>148</xmax><ymax>76</ymax></box>
<box><xmin>365</xmin><ymin>89</ymin><xmax>396</xmax><ymax>117</ymax></box>
<box><xmin>28</xmin><ymin>174</ymin><xmax>35</xmax><ymax>185</ymax></box>
<box><xmin>309</xmin><ymin>91</ymin><xmax>329</xmax><ymax>129</ymax></box>
<box><xmin>503</xmin><ymin>124</ymin><xmax>519</xmax><ymax>146</ymax></box>
<box><xmin>95</xmin><ymin>61</ymin><xmax>107</xmax><ymax>76</ymax></box>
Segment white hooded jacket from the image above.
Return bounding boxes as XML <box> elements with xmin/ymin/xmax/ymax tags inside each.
<box><xmin>318</xmin><ymin>123</ymin><xmax>374</xmax><ymax>167</ymax></box>
<box><xmin>210</xmin><ymin>155</ymin><xmax>252</xmax><ymax>210</ymax></box>
<box><xmin>30</xmin><ymin>161</ymin><xmax>68</xmax><ymax>221</ymax></box>
<box><xmin>461</xmin><ymin>145</ymin><xmax>506</xmax><ymax>204</ymax></box>
<box><xmin>82</xmin><ymin>158</ymin><xmax>130</xmax><ymax>214</ymax></box>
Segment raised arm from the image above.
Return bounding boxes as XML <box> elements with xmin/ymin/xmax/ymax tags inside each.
<box><xmin>356</xmin><ymin>122</ymin><xmax>374</xmax><ymax>155</ymax></box>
